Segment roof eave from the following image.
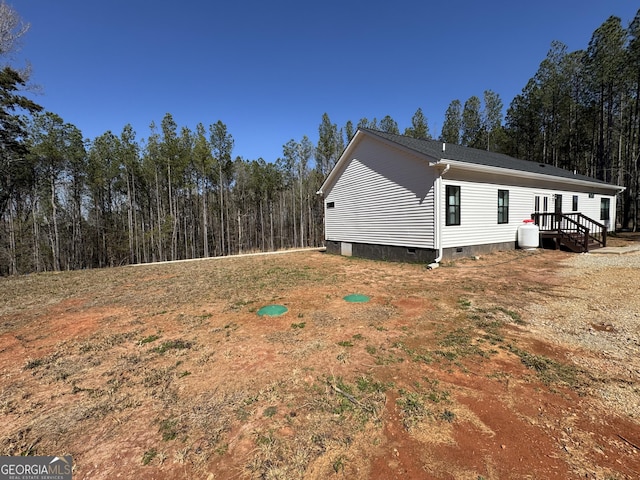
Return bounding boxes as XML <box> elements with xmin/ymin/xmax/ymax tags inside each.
<box><xmin>430</xmin><ymin>159</ymin><xmax>625</xmax><ymax>193</ymax></box>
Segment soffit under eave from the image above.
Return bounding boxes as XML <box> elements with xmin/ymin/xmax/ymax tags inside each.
<box><xmin>433</xmin><ymin>159</ymin><xmax>625</xmax><ymax>194</ymax></box>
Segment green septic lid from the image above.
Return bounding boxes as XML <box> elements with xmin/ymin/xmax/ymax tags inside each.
<box><xmin>257</xmin><ymin>305</ymin><xmax>288</xmax><ymax>317</ymax></box>
<box><xmin>343</xmin><ymin>294</ymin><xmax>370</xmax><ymax>303</ymax></box>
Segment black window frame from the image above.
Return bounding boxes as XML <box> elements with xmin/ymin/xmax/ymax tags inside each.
<box><xmin>572</xmin><ymin>195</ymin><xmax>578</xmax><ymax>212</ymax></box>
<box><xmin>600</xmin><ymin>198</ymin><xmax>610</xmax><ymax>221</ymax></box>
<box><xmin>498</xmin><ymin>190</ymin><xmax>509</xmax><ymax>224</ymax></box>
<box><xmin>445</xmin><ymin>185</ymin><xmax>460</xmax><ymax>226</ymax></box>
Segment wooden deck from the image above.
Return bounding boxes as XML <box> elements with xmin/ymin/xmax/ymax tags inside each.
<box><xmin>532</xmin><ymin>213</ymin><xmax>607</xmax><ymax>253</ymax></box>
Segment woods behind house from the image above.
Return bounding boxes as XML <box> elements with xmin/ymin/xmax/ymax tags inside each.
<box><xmin>2</xmin><ymin>9</ymin><xmax>640</xmax><ymax>274</ymax></box>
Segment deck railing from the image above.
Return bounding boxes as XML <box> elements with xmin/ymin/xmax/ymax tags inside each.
<box><xmin>531</xmin><ymin>212</ymin><xmax>607</xmax><ymax>252</ymax></box>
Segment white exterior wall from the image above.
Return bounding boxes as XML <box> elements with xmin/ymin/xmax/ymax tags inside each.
<box><xmin>441</xmin><ymin>172</ymin><xmax>618</xmax><ymax>248</ymax></box>
<box><xmin>324</xmin><ymin>139</ymin><xmax>436</xmax><ymax>248</ymax></box>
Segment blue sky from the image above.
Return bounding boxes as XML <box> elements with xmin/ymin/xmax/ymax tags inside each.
<box><xmin>12</xmin><ymin>1</ymin><xmax>640</xmax><ymax>163</ymax></box>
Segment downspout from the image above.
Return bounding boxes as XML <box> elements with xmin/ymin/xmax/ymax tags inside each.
<box><xmin>429</xmin><ymin>161</ymin><xmax>450</xmax><ymax>268</ymax></box>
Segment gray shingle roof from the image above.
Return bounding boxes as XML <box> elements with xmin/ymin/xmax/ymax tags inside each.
<box><xmin>363</xmin><ymin>129</ymin><xmax>612</xmax><ymax>186</ymax></box>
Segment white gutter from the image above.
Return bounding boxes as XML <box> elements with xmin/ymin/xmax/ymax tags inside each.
<box><xmin>440</xmin><ymin>159</ymin><xmax>625</xmax><ymax>193</ymax></box>
<box><xmin>431</xmin><ymin>163</ymin><xmax>450</xmax><ymax>266</ymax></box>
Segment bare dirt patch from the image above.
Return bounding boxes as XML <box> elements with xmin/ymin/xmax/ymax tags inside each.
<box><xmin>1</xmin><ymin>240</ymin><xmax>639</xmax><ymax>479</ymax></box>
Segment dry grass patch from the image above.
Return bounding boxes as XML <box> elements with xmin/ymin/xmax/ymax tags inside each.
<box><xmin>1</xmin><ymin>249</ymin><xmax>639</xmax><ymax>479</ymax></box>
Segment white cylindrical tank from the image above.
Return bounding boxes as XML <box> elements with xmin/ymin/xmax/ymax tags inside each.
<box><xmin>518</xmin><ymin>219</ymin><xmax>539</xmax><ymax>249</ymax></box>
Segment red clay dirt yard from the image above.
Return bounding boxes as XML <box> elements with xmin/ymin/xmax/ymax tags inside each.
<box><xmin>1</xmin><ymin>236</ymin><xmax>639</xmax><ymax>479</ymax></box>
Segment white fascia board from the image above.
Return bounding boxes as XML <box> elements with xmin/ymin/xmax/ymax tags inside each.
<box><xmin>431</xmin><ymin>159</ymin><xmax>625</xmax><ymax>193</ymax></box>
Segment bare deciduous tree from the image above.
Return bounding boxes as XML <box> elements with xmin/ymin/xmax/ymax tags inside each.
<box><xmin>0</xmin><ymin>1</ymin><xmax>29</xmax><ymax>57</ymax></box>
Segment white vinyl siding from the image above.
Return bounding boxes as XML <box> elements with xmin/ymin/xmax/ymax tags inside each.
<box><xmin>441</xmin><ymin>178</ymin><xmax>618</xmax><ymax>248</ymax></box>
<box><xmin>441</xmin><ymin>180</ymin><xmax>531</xmax><ymax>247</ymax></box>
<box><xmin>324</xmin><ymin>139</ymin><xmax>436</xmax><ymax>248</ymax></box>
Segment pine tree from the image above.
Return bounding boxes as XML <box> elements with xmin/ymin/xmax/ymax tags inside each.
<box><xmin>344</xmin><ymin>120</ymin><xmax>355</xmax><ymax>143</ymax></box>
<box><xmin>404</xmin><ymin>107</ymin><xmax>430</xmax><ymax>139</ymax></box>
<box><xmin>193</xmin><ymin>123</ymin><xmax>213</xmax><ymax>257</ymax></box>
<box><xmin>316</xmin><ymin>113</ymin><xmax>339</xmax><ymax>176</ymax></box>
<box><xmin>585</xmin><ymin>16</ymin><xmax>627</xmax><ymax>182</ymax></box>
<box><xmin>0</xmin><ymin>67</ymin><xmax>42</xmax><ymax>217</ymax></box>
<box><xmin>482</xmin><ymin>90</ymin><xmax>503</xmax><ymax>151</ymax></box>
<box><xmin>440</xmin><ymin>100</ymin><xmax>462</xmax><ymax>144</ymax></box>
<box><xmin>209</xmin><ymin>120</ymin><xmax>234</xmax><ymax>255</ymax></box>
<box><xmin>379</xmin><ymin>115</ymin><xmax>399</xmax><ymax>134</ymax></box>
<box><xmin>461</xmin><ymin>96</ymin><xmax>482</xmax><ymax>147</ymax></box>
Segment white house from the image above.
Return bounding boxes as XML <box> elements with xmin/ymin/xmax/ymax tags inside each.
<box><xmin>317</xmin><ymin>129</ymin><xmax>625</xmax><ymax>264</ymax></box>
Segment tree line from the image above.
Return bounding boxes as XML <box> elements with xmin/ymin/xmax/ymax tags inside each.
<box><xmin>1</xmin><ymin>5</ymin><xmax>639</xmax><ymax>274</ymax></box>
<box><xmin>2</xmin><ymin>108</ymin><xmax>438</xmax><ymax>274</ymax></box>
<box><xmin>436</xmin><ymin>12</ymin><xmax>640</xmax><ymax>230</ymax></box>
<box><xmin>501</xmin><ymin>14</ymin><xmax>640</xmax><ymax>229</ymax></box>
